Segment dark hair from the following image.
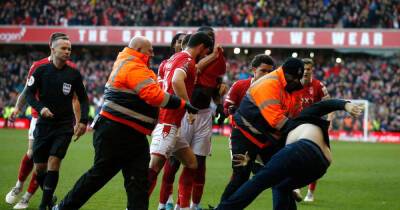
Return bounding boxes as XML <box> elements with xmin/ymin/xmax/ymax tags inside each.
<box><xmin>49</xmin><ymin>32</ymin><xmax>69</xmax><ymax>47</ymax></box>
<box><xmin>187</xmin><ymin>32</ymin><xmax>213</xmax><ymax>50</ymax></box>
<box><xmin>282</xmin><ymin>57</ymin><xmax>304</xmax><ymax>78</ymax></box>
<box><xmin>197</xmin><ymin>26</ymin><xmax>215</xmax><ymax>48</ymax></box>
<box><xmin>251</xmin><ymin>54</ymin><xmax>275</xmax><ymax>69</ymax></box>
<box><xmin>197</xmin><ymin>26</ymin><xmax>214</xmax><ymax>33</ymax></box>
<box><xmin>170</xmin><ymin>33</ymin><xmax>186</xmax><ymax>54</ymax></box>
<box><xmin>181</xmin><ymin>34</ymin><xmax>192</xmax><ymax>49</ymax></box>
<box><xmin>302</xmin><ymin>58</ymin><xmax>314</xmax><ymax>66</ymax></box>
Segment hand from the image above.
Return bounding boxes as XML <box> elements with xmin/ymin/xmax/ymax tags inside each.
<box><xmin>345</xmin><ymin>102</ymin><xmax>364</xmax><ymax>118</ymax></box>
<box><xmin>218</xmin><ymin>83</ymin><xmax>228</xmax><ymax>96</ymax></box>
<box><xmin>73</xmin><ymin>123</ymin><xmax>87</xmax><ymax>141</ymax></box>
<box><xmin>40</xmin><ymin>107</ymin><xmax>54</xmax><ymax>118</ymax></box>
<box><xmin>215</xmin><ymin>104</ymin><xmax>226</xmax><ymax>125</ymax></box>
<box><xmin>232</xmin><ymin>151</ymin><xmax>250</xmax><ymax>167</ymax></box>
<box><xmin>185</xmin><ymin>102</ymin><xmax>199</xmax><ymax>114</ymax></box>
<box><xmin>213</xmin><ymin>44</ymin><xmax>221</xmax><ymax>56</ymax></box>
<box><xmin>228</xmin><ymin>105</ymin><xmax>237</xmax><ymax>115</ymax></box>
<box><xmin>187</xmin><ymin>113</ymin><xmax>196</xmax><ymax>125</ymax></box>
<box><xmin>9</xmin><ymin>107</ymin><xmax>21</xmax><ymax>122</ymax></box>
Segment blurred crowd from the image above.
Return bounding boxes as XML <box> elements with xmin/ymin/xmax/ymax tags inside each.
<box><xmin>0</xmin><ymin>48</ymin><xmax>399</xmax><ymax>132</ymax></box>
<box><xmin>0</xmin><ymin>0</ymin><xmax>399</xmax><ymax>28</ymax></box>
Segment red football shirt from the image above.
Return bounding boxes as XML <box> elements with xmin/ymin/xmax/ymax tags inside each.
<box><xmin>157</xmin><ymin>59</ymin><xmax>167</xmax><ymax>87</ymax></box>
<box><xmin>223</xmin><ymin>78</ymin><xmax>252</xmax><ymax>115</ymax></box>
<box><xmin>158</xmin><ymin>51</ymin><xmax>196</xmax><ymax>126</ymax></box>
<box><xmin>291</xmin><ymin>78</ymin><xmax>330</xmax><ymax>117</ymax></box>
<box><xmin>196</xmin><ymin>49</ymin><xmax>226</xmax><ymax>88</ymax></box>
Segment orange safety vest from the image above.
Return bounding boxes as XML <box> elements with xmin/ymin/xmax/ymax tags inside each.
<box><xmin>233</xmin><ymin>67</ymin><xmax>300</xmax><ymax>148</ymax></box>
<box><xmin>100</xmin><ymin>47</ymin><xmax>173</xmax><ymax>135</ymax></box>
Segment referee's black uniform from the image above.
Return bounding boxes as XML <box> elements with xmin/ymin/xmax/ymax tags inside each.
<box><xmin>26</xmin><ymin>61</ymin><xmax>89</xmax><ymax>162</ymax></box>
<box><xmin>25</xmin><ymin>59</ymin><xmax>89</xmax><ymax>209</ymax></box>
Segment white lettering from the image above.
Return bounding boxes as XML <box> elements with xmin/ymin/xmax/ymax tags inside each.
<box><xmin>122</xmin><ymin>30</ymin><xmax>131</xmax><ymax>43</ymax></box>
<box><xmin>254</xmin><ymin>32</ymin><xmax>262</xmax><ymax>44</ymax></box>
<box><xmin>290</xmin><ymin>32</ymin><xmax>303</xmax><ymax>45</ymax></box>
<box><xmin>332</xmin><ymin>32</ymin><xmax>345</xmax><ymax>45</ymax></box>
<box><xmin>156</xmin><ymin>30</ymin><xmax>162</xmax><ymax>43</ymax></box>
<box><xmin>360</xmin><ymin>32</ymin><xmax>370</xmax><ymax>46</ymax></box>
<box><xmin>88</xmin><ymin>30</ymin><xmax>97</xmax><ymax>42</ymax></box>
<box><xmin>100</xmin><ymin>30</ymin><xmax>107</xmax><ymax>42</ymax></box>
<box><xmin>145</xmin><ymin>30</ymin><xmax>154</xmax><ymax>42</ymax></box>
<box><xmin>348</xmin><ymin>32</ymin><xmax>357</xmax><ymax>46</ymax></box>
<box><xmin>134</xmin><ymin>31</ymin><xmax>142</xmax><ymax>37</ymax></box>
<box><xmin>78</xmin><ymin>30</ymin><xmax>86</xmax><ymax>42</ymax></box>
<box><xmin>265</xmin><ymin>32</ymin><xmax>274</xmax><ymax>44</ymax></box>
<box><xmin>230</xmin><ymin>31</ymin><xmax>239</xmax><ymax>44</ymax></box>
<box><xmin>164</xmin><ymin>30</ymin><xmax>173</xmax><ymax>43</ymax></box>
<box><xmin>306</xmin><ymin>32</ymin><xmax>315</xmax><ymax>45</ymax></box>
<box><xmin>242</xmin><ymin>31</ymin><xmax>251</xmax><ymax>44</ymax></box>
<box><xmin>374</xmin><ymin>33</ymin><xmax>383</xmax><ymax>46</ymax></box>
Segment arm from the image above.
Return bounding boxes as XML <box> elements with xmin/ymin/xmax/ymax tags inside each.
<box><xmin>172</xmin><ymin>69</ymin><xmax>189</xmax><ymax>101</ymax></box>
<box><xmin>196</xmin><ymin>45</ymin><xmax>221</xmax><ymax>73</ymax></box>
<box><xmin>72</xmin><ymin>74</ymin><xmax>89</xmax><ymax>141</ymax></box>
<box><xmin>72</xmin><ymin>93</ymin><xmax>81</xmax><ymax>123</ymax></box>
<box><xmin>132</xmin><ymin>71</ymin><xmax>197</xmax><ymax>113</ymax></box>
<box><xmin>10</xmin><ymin>85</ymin><xmax>28</xmax><ymax>120</ymax></box>
<box><xmin>298</xmin><ymin>99</ymin><xmax>349</xmax><ymax>118</ymax></box>
<box><xmin>74</xmin><ymin>74</ymin><xmax>89</xmax><ymax>124</ymax></box>
<box><xmin>224</xmin><ymin>81</ymin><xmax>241</xmax><ymax>115</ymax></box>
<box><xmin>25</xmin><ymin>69</ymin><xmax>47</xmax><ymax>115</ymax></box>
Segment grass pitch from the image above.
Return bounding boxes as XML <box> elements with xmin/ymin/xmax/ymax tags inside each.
<box><xmin>1</xmin><ymin>129</ymin><xmax>399</xmax><ymax>210</ymax></box>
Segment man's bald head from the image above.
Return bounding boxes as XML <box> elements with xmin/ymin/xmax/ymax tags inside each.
<box><xmin>128</xmin><ymin>36</ymin><xmax>154</xmax><ymax>57</ymax></box>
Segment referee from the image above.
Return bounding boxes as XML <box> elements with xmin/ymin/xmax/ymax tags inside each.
<box><xmin>25</xmin><ymin>33</ymin><xmax>89</xmax><ymax>210</ymax></box>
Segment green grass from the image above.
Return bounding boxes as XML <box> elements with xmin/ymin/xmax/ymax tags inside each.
<box><xmin>1</xmin><ymin>129</ymin><xmax>400</xmax><ymax>210</ymax></box>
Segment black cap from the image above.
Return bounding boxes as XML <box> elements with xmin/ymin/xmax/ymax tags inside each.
<box><xmin>282</xmin><ymin>57</ymin><xmax>304</xmax><ymax>78</ymax></box>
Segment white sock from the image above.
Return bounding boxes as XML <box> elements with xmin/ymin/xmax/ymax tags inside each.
<box><xmin>22</xmin><ymin>192</ymin><xmax>33</xmax><ymax>200</ymax></box>
<box><xmin>167</xmin><ymin>194</ymin><xmax>174</xmax><ymax>204</ymax></box>
<box><xmin>158</xmin><ymin>203</ymin><xmax>166</xmax><ymax>210</ymax></box>
<box><xmin>190</xmin><ymin>202</ymin><xmax>199</xmax><ymax>209</ymax></box>
<box><xmin>15</xmin><ymin>180</ymin><xmax>23</xmax><ymax>189</ymax></box>
<box><xmin>174</xmin><ymin>204</ymin><xmax>180</xmax><ymax>210</ymax></box>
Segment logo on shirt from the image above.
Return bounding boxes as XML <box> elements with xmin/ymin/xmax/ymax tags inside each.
<box><xmin>27</xmin><ymin>76</ymin><xmax>34</xmax><ymax>86</ymax></box>
<box><xmin>162</xmin><ymin>125</ymin><xmax>172</xmax><ymax>138</ymax></box>
<box><xmin>62</xmin><ymin>83</ymin><xmax>72</xmax><ymax>95</ymax></box>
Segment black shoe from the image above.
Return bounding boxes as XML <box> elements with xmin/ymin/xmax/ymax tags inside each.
<box><xmin>48</xmin><ymin>195</ymin><xmax>57</xmax><ymax>210</ymax></box>
<box><xmin>292</xmin><ymin>190</ymin><xmax>303</xmax><ymax>202</ymax></box>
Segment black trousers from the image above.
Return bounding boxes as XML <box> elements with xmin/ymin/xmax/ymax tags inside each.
<box><xmin>216</xmin><ymin>139</ymin><xmax>330</xmax><ymax>210</ymax></box>
<box><xmin>220</xmin><ymin>128</ymin><xmax>282</xmax><ymax>202</ymax></box>
<box><xmin>59</xmin><ymin>116</ymin><xmax>150</xmax><ymax>210</ymax></box>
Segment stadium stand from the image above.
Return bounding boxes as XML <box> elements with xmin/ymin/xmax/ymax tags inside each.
<box><xmin>0</xmin><ymin>0</ymin><xmax>398</xmax><ymax>28</ymax></box>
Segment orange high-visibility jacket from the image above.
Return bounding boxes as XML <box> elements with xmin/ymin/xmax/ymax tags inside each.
<box><xmin>233</xmin><ymin>67</ymin><xmax>300</xmax><ymax>148</ymax></box>
<box><xmin>100</xmin><ymin>47</ymin><xmax>184</xmax><ymax>135</ymax></box>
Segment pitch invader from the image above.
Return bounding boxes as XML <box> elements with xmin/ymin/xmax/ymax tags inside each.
<box><xmin>291</xmin><ymin>58</ymin><xmax>331</xmax><ymax>203</ymax></box>
<box><xmin>148</xmin><ymin>32</ymin><xmax>213</xmax><ymax>201</ymax></box>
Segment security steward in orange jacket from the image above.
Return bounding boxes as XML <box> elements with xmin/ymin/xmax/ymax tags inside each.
<box><xmin>220</xmin><ymin>57</ymin><xmax>305</xmax><ymax>202</ymax></box>
<box><xmin>56</xmin><ymin>36</ymin><xmax>198</xmax><ymax>210</ymax></box>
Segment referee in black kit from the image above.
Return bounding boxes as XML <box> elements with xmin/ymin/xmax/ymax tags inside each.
<box><xmin>25</xmin><ymin>33</ymin><xmax>89</xmax><ymax>210</ymax></box>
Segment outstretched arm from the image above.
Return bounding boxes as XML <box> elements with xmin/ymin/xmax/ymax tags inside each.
<box><xmin>299</xmin><ymin>99</ymin><xmax>363</xmax><ymax>118</ymax></box>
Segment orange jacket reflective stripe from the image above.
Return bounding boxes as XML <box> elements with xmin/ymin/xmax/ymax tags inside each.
<box><xmin>100</xmin><ymin>47</ymin><xmax>171</xmax><ymax>135</ymax></box>
<box><xmin>248</xmin><ymin>67</ymin><xmax>299</xmax><ymax>130</ymax></box>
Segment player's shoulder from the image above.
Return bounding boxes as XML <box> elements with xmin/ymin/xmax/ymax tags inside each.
<box><xmin>312</xmin><ymin>78</ymin><xmax>326</xmax><ymax>89</ymax></box>
<box><xmin>31</xmin><ymin>57</ymin><xmax>51</xmax><ymax>70</ymax></box>
<box><xmin>233</xmin><ymin>78</ymin><xmax>252</xmax><ymax>87</ymax></box>
<box><xmin>66</xmin><ymin>60</ymin><xmax>78</xmax><ymax>69</ymax></box>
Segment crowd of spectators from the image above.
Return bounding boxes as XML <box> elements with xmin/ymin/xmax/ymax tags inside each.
<box><xmin>0</xmin><ymin>48</ymin><xmax>399</xmax><ymax>132</ymax></box>
<box><xmin>0</xmin><ymin>0</ymin><xmax>399</xmax><ymax>28</ymax></box>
